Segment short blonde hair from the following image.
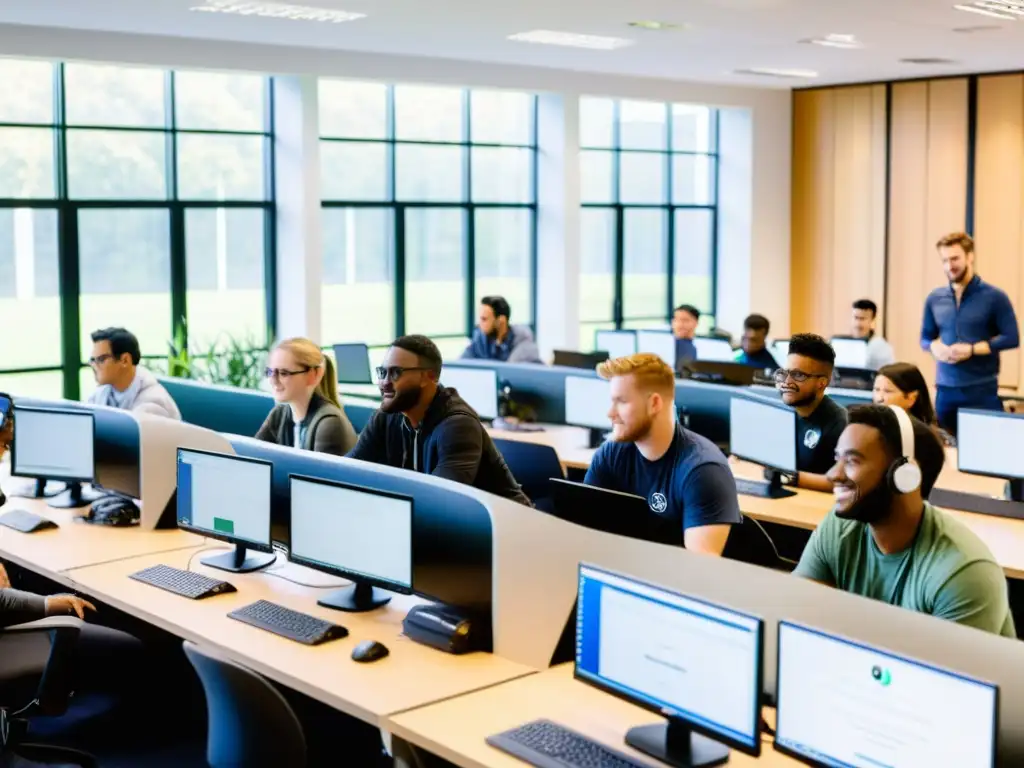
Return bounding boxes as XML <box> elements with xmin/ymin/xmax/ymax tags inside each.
<box><xmin>274</xmin><ymin>337</ymin><xmax>340</xmax><ymax>408</ymax></box>
<box><xmin>596</xmin><ymin>353</ymin><xmax>675</xmax><ymax>398</ymax></box>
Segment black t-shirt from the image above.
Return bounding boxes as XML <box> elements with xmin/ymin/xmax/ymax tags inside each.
<box><xmin>796</xmin><ymin>395</ymin><xmax>848</xmax><ymax>475</ymax></box>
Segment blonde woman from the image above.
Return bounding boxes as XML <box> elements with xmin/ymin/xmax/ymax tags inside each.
<box><xmin>256</xmin><ymin>338</ymin><xmax>357</xmax><ymax>456</ymax></box>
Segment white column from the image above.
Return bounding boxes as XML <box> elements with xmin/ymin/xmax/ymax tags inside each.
<box><xmin>535</xmin><ymin>93</ymin><xmax>581</xmax><ymax>359</ymax></box>
<box><xmin>273</xmin><ymin>75</ymin><xmax>323</xmax><ymax>343</ymax></box>
<box><xmin>715</xmin><ymin>107</ymin><xmax>753</xmax><ymax>338</ymax></box>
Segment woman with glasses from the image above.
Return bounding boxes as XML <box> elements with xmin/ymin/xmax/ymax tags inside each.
<box><xmin>255</xmin><ymin>337</ymin><xmax>357</xmax><ymax>456</ymax></box>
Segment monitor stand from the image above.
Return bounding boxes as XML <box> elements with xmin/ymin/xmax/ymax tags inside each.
<box><xmin>9</xmin><ymin>479</ymin><xmax>64</xmax><ymax>499</ymax></box>
<box><xmin>201</xmin><ymin>544</ymin><xmax>276</xmax><ymax>574</ymax></box>
<box><xmin>318</xmin><ymin>582</ymin><xmax>391</xmax><ymax>613</ymax></box>
<box><xmin>47</xmin><ymin>482</ymin><xmax>105</xmax><ymax>509</ymax></box>
<box><xmin>626</xmin><ymin>718</ymin><xmax>729</xmax><ymax>768</ymax></box>
<box><xmin>586</xmin><ymin>428</ymin><xmax>608</xmax><ymax>449</ymax></box>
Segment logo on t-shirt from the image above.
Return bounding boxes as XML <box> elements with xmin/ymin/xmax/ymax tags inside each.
<box><xmin>803</xmin><ymin>428</ymin><xmax>821</xmax><ymax>450</ymax></box>
<box><xmin>649</xmin><ymin>492</ymin><xmax>668</xmax><ymax>514</ymax></box>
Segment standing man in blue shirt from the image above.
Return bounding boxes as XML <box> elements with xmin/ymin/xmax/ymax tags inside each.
<box><xmin>583</xmin><ymin>353</ymin><xmax>742</xmax><ymax>555</ymax></box>
<box><xmin>461</xmin><ymin>296</ymin><xmax>542</xmax><ymax>364</ymax></box>
<box><xmin>921</xmin><ymin>232</ymin><xmax>1019</xmax><ymax>435</ymax></box>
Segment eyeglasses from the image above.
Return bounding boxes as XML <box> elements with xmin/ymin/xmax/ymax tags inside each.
<box><xmin>264</xmin><ymin>366</ymin><xmax>311</xmax><ymax>381</ymax></box>
<box><xmin>375</xmin><ymin>366</ymin><xmax>430</xmax><ymax>383</ymax></box>
<box><xmin>773</xmin><ymin>368</ymin><xmax>829</xmax><ymax>384</ymax></box>
<box><xmin>88</xmin><ymin>354</ymin><xmax>114</xmax><ymax>366</ymax></box>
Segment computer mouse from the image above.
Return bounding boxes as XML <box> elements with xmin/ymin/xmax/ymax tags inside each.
<box><xmin>83</xmin><ymin>496</ymin><xmax>140</xmax><ymax>527</ymax></box>
<box><xmin>351</xmin><ymin>640</ymin><xmax>389</xmax><ymax>663</ymax></box>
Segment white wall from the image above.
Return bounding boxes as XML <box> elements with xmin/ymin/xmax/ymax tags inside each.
<box><xmin>0</xmin><ymin>23</ymin><xmax>792</xmax><ymax>348</ymax></box>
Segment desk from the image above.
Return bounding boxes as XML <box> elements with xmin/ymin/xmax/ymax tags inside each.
<box><xmin>66</xmin><ymin>547</ymin><xmax>534</xmax><ymax>726</ymax></box>
<box><xmin>388</xmin><ymin>664</ymin><xmax>798</xmax><ymax>768</ymax></box>
<box><xmin>486</xmin><ymin>424</ymin><xmax>594</xmax><ymax>471</ymax></box>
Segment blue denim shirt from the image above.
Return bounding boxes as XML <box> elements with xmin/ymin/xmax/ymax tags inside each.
<box><xmin>464</xmin><ymin>327</ymin><xmax>515</xmax><ymax>362</ymax></box>
<box><xmin>920</xmin><ymin>275</ymin><xmax>1019</xmax><ymax>388</ymax></box>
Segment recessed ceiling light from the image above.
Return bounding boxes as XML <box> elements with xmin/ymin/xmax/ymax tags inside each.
<box><xmin>627</xmin><ymin>20</ymin><xmax>686</xmax><ymax>31</ymax></box>
<box><xmin>953</xmin><ymin>3</ymin><xmax>1017</xmax><ymax>19</ymax></box>
<box><xmin>801</xmin><ymin>33</ymin><xmax>864</xmax><ymax>49</ymax></box>
<box><xmin>734</xmin><ymin>67</ymin><xmax>819</xmax><ymax>79</ymax></box>
<box><xmin>507</xmin><ymin>30</ymin><xmax>634</xmax><ymax>50</ymax></box>
<box><xmin>190</xmin><ymin>0</ymin><xmax>365</xmax><ymax>22</ymax></box>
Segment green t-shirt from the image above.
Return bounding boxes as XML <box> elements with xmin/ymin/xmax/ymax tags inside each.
<box><xmin>794</xmin><ymin>502</ymin><xmax>1016</xmax><ymax>638</ymax></box>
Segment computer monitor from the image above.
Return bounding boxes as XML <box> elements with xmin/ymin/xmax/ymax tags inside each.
<box><xmin>957</xmin><ymin>409</ymin><xmax>1024</xmax><ymax>502</ymax></box>
<box><xmin>552</xmin><ymin>349</ymin><xmax>609</xmax><ymax>371</ymax></box>
<box><xmin>550</xmin><ymin>479</ymin><xmax>680</xmax><ymax>546</ymax></box>
<box><xmin>775</xmin><ymin>621</ymin><xmax>998</xmax><ymax>768</ymax></box>
<box><xmin>636</xmin><ymin>330</ymin><xmax>676</xmax><ymax>366</ymax></box>
<box><xmin>830</xmin><ymin>336</ymin><xmax>870</xmax><ymax>369</ymax></box>
<box><xmin>772</xmin><ymin>339</ymin><xmax>790</xmax><ymax>361</ymax></box>
<box><xmin>441</xmin><ymin>365</ymin><xmax>499</xmax><ymax>421</ymax></box>
<box><xmin>729</xmin><ymin>397</ymin><xmax>797</xmax><ymax>499</ymax></box>
<box><xmin>10</xmin><ymin>405</ymin><xmax>101</xmax><ymax>509</ymax></box>
<box><xmin>680</xmin><ymin>360</ymin><xmax>756</xmax><ymax>387</ymax></box>
<box><xmin>288</xmin><ymin>474</ymin><xmax>414</xmax><ymax>612</ymax></box>
<box><xmin>693</xmin><ymin>336</ymin><xmax>735</xmax><ymax>363</ymax></box>
<box><xmin>563</xmin><ymin>375</ymin><xmax>611</xmax><ymax>448</ymax></box>
<box><xmin>333</xmin><ymin>343</ymin><xmax>373</xmax><ymax>385</ymax></box>
<box><xmin>176</xmin><ymin>448</ymin><xmax>276</xmax><ymax>573</ymax></box>
<box><xmin>575</xmin><ymin>564</ymin><xmax>764</xmax><ymax>766</ymax></box>
<box><xmin>595</xmin><ymin>330</ymin><xmax>637</xmax><ymax>359</ymax></box>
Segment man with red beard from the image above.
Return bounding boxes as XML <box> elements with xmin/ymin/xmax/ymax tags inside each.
<box><xmin>583</xmin><ymin>354</ymin><xmax>740</xmax><ymax>556</ymax></box>
<box><xmin>794</xmin><ymin>404</ymin><xmax>1014</xmax><ymax>637</ymax></box>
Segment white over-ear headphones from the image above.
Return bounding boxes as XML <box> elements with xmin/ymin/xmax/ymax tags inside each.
<box><xmin>888</xmin><ymin>404</ymin><xmax>922</xmax><ymax>494</ymax></box>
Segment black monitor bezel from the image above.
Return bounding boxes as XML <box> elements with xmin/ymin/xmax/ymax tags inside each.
<box><xmin>10</xmin><ymin>405</ymin><xmax>96</xmax><ymax>484</ymax></box>
<box><xmin>563</xmin><ymin>374</ymin><xmax>611</xmax><ymax>432</ymax></box>
<box><xmin>332</xmin><ymin>342</ymin><xmax>374</xmax><ymax>385</ymax></box>
<box><xmin>957</xmin><ymin>408</ymin><xmax>1024</xmax><ymax>482</ymax></box>
<box><xmin>175</xmin><ymin>447</ymin><xmax>275</xmax><ymax>554</ymax></box>
<box><xmin>573</xmin><ymin>562</ymin><xmax>765</xmax><ymax>758</ymax></box>
<box><xmin>728</xmin><ymin>396</ymin><xmax>797</xmax><ymax>475</ymax></box>
<box><xmin>440</xmin><ymin>365</ymin><xmax>500</xmax><ymax>421</ymax></box>
<box><xmin>773</xmin><ymin>619</ymin><xmax>999</xmax><ymax>768</ymax></box>
<box><xmin>286</xmin><ymin>473</ymin><xmax>415</xmax><ymax>596</ymax></box>
<box><xmin>552</xmin><ymin>349</ymin><xmax>610</xmax><ymax>370</ymax></box>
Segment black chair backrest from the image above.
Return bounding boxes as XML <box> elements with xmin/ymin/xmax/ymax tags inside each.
<box><xmin>722</xmin><ymin>515</ymin><xmax>792</xmax><ymax>571</ymax></box>
<box><xmin>492</xmin><ymin>438</ymin><xmax>565</xmax><ymax>510</ymax></box>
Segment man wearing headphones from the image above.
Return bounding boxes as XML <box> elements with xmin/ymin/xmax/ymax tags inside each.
<box><xmin>793</xmin><ymin>404</ymin><xmax>1014</xmax><ymax>637</ymax></box>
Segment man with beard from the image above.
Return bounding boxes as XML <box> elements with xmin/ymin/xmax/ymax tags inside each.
<box><xmin>922</xmin><ymin>232</ymin><xmax>1019</xmax><ymax>435</ymax></box>
<box><xmin>794</xmin><ymin>404</ymin><xmax>1014</xmax><ymax>637</ymax></box>
<box><xmin>461</xmin><ymin>296</ymin><xmax>542</xmax><ymax>364</ymax></box>
<box><xmin>583</xmin><ymin>354</ymin><xmax>741</xmax><ymax>555</ymax></box>
<box><xmin>775</xmin><ymin>333</ymin><xmax>847</xmax><ymax>492</ymax></box>
<box><xmin>347</xmin><ymin>334</ymin><xmax>532</xmax><ymax>506</ymax></box>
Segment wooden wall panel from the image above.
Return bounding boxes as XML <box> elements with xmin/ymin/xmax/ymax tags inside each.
<box><xmin>975</xmin><ymin>74</ymin><xmax>1024</xmax><ymax>390</ymax></box>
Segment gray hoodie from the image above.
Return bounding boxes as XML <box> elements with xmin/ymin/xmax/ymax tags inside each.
<box><xmin>88</xmin><ymin>366</ymin><xmax>182</xmax><ymax>421</ymax></box>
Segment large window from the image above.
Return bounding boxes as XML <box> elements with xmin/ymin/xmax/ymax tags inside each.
<box><xmin>578</xmin><ymin>98</ymin><xmax>718</xmax><ymax>348</ymax></box>
<box><xmin>319</xmin><ymin>81</ymin><xmax>537</xmax><ymax>361</ymax></box>
<box><xmin>0</xmin><ymin>59</ymin><xmax>274</xmax><ymax>398</ymax></box>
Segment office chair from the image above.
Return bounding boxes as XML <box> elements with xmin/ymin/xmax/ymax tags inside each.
<box><xmin>491</xmin><ymin>439</ymin><xmax>565</xmax><ymax>512</ymax></box>
<box><xmin>722</xmin><ymin>515</ymin><xmax>797</xmax><ymax>572</ymax></box>
<box><xmin>0</xmin><ymin>616</ymin><xmax>98</xmax><ymax>767</ymax></box>
<box><xmin>183</xmin><ymin>641</ymin><xmax>307</xmax><ymax>768</ymax></box>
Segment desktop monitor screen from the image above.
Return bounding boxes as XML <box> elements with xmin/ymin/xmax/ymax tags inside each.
<box><xmin>332</xmin><ymin>343</ymin><xmax>373</xmax><ymax>385</ymax></box>
<box><xmin>775</xmin><ymin>621</ymin><xmax>998</xmax><ymax>768</ymax></box>
<box><xmin>772</xmin><ymin>339</ymin><xmax>790</xmax><ymax>361</ymax></box>
<box><xmin>957</xmin><ymin>409</ymin><xmax>1024</xmax><ymax>481</ymax></box>
<box><xmin>595</xmin><ymin>330</ymin><xmax>638</xmax><ymax>359</ymax></box>
<box><xmin>575</xmin><ymin>564</ymin><xmax>763</xmax><ymax>755</ymax></box>
<box><xmin>694</xmin><ymin>337</ymin><xmax>735</xmax><ymax>363</ymax></box>
<box><xmin>289</xmin><ymin>475</ymin><xmax>413</xmax><ymax>592</ymax></box>
<box><xmin>176</xmin><ymin>448</ymin><xmax>273</xmax><ymax>551</ymax></box>
<box><xmin>441</xmin><ymin>366</ymin><xmax>499</xmax><ymax>421</ymax></box>
<box><xmin>564</xmin><ymin>376</ymin><xmax>611</xmax><ymax>431</ymax></box>
<box><xmin>830</xmin><ymin>337</ymin><xmax>870</xmax><ymax>369</ymax></box>
<box><xmin>729</xmin><ymin>397</ymin><xmax>797</xmax><ymax>474</ymax></box>
<box><xmin>11</xmin><ymin>406</ymin><xmax>95</xmax><ymax>483</ymax></box>
<box><xmin>636</xmin><ymin>330</ymin><xmax>676</xmax><ymax>366</ymax></box>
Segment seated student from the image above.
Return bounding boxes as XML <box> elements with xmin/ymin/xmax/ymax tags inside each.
<box><xmin>851</xmin><ymin>298</ymin><xmax>895</xmax><ymax>370</ymax></box>
<box><xmin>671</xmin><ymin>304</ymin><xmax>700</xmax><ymax>367</ymax></box>
<box><xmin>873</xmin><ymin>362</ymin><xmax>953</xmax><ymax>445</ymax></box>
<box><xmin>733</xmin><ymin>314</ymin><xmax>778</xmax><ymax>370</ymax></box>
<box><xmin>87</xmin><ymin>327</ymin><xmax>181</xmax><ymax>420</ymax></box>
<box><xmin>348</xmin><ymin>335</ymin><xmax>532</xmax><ymax>506</ymax></box>
<box><xmin>461</xmin><ymin>296</ymin><xmax>541</xmax><ymax>364</ymax></box>
<box><xmin>584</xmin><ymin>354</ymin><xmax>741</xmax><ymax>556</ymax></box>
<box><xmin>794</xmin><ymin>404</ymin><xmax>1014</xmax><ymax>637</ymax></box>
<box><xmin>775</xmin><ymin>333</ymin><xmax>847</xmax><ymax>492</ymax></box>
<box><xmin>256</xmin><ymin>337</ymin><xmax>357</xmax><ymax>456</ymax></box>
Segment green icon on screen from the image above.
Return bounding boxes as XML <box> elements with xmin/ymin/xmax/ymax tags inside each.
<box><xmin>871</xmin><ymin>665</ymin><xmax>892</xmax><ymax>686</ymax></box>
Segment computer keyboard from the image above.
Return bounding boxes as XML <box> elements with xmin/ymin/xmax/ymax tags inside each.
<box><xmin>228</xmin><ymin>599</ymin><xmax>348</xmax><ymax>646</ymax></box>
<box><xmin>129</xmin><ymin>564</ymin><xmax>236</xmax><ymax>600</ymax></box>
<box><xmin>734</xmin><ymin>477</ymin><xmax>796</xmax><ymax>500</ymax></box>
<box><xmin>487</xmin><ymin>720</ymin><xmax>648</xmax><ymax>768</ymax></box>
<box><xmin>0</xmin><ymin>508</ymin><xmax>57</xmax><ymax>533</ymax></box>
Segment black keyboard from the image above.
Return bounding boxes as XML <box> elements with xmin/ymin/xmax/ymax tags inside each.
<box><xmin>0</xmin><ymin>509</ymin><xmax>57</xmax><ymax>533</ymax></box>
<box><xmin>228</xmin><ymin>600</ymin><xmax>348</xmax><ymax>646</ymax></box>
<box><xmin>735</xmin><ymin>477</ymin><xmax>796</xmax><ymax>500</ymax></box>
<box><xmin>487</xmin><ymin>720</ymin><xmax>648</xmax><ymax>768</ymax></box>
<box><xmin>129</xmin><ymin>564</ymin><xmax>236</xmax><ymax>600</ymax></box>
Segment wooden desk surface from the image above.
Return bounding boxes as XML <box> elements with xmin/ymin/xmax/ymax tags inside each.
<box><xmin>388</xmin><ymin>664</ymin><xmax>798</xmax><ymax>768</ymax></box>
<box><xmin>66</xmin><ymin>547</ymin><xmax>534</xmax><ymax>726</ymax></box>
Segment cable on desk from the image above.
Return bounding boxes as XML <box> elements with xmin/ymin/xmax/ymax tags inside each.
<box><xmin>259</xmin><ymin>569</ymin><xmax>349</xmax><ymax>590</ymax></box>
<box><xmin>187</xmin><ymin>544</ymin><xmax>230</xmax><ymax>573</ymax></box>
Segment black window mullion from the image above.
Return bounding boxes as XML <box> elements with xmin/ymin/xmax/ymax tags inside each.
<box><xmin>710</xmin><ymin>110</ymin><xmax>721</xmax><ymax>321</ymax></box>
<box><xmin>463</xmin><ymin>90</ymin><xmax>474</xmax><ymax>337</ymax></box>
<box><xmin>611</xmin><ymin>101</ymin><xmax>624</xmax><ymax>329</ymax></box>
<box><xmin>395</xmin><ymin>204</ymin><xmax>406</xmax><ymax>338</ymax></box>
<box><xmin>54</xmin><ymin>63</ymin><xmax>81</xmax><ymax>399</ymax></box>
<box><xmin>166</xmin><ymin>71</ymin><xmax>187</xmax><ymax>348</ymax></box>
<box><xmin>530</xmin><ymin>97</ymin><xmax>540</xmax><ymax>328</ymax></box>
<box><xmin>665</xmin><ymin>103</ymin><xmax>675</xmax><ymax>319</ymax></box>
<box><xmin>263</xmin><ymin>77</ymin><xmax>278</xmax><ymax>343</ymax></box>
